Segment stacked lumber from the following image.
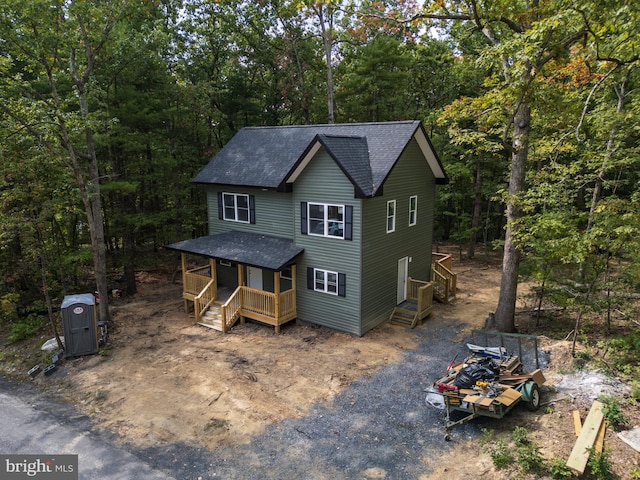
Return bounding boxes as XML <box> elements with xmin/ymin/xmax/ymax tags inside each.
<box><xmin>567</xmin><ymin>400</ymin><xmax>606</xmax><ymax>475</ymax></box>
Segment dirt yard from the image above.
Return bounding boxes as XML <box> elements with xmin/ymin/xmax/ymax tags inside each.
<box><xmin>17</xmin><ymin>248</ymin><xmax>640</xmax><ymax>478</ymax></box>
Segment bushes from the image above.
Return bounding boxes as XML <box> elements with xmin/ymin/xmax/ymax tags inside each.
<box><xmin>481</xmin><ymin>426</ymin><xmax>617</xmax><ymax>479</ymax></box>
<box><xmin>1</xmin><ymin>292</ymin><xmax>46</xmax><ymax>344</ymax></box>
<box><xmin>6</xmin><ymin>314</ymin><xmax>46</xmax><ymax>344</ymax></box>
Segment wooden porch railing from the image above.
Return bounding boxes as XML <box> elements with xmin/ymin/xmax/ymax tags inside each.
<box><xmin>220</xmin><ymin>286</ymin><xmax>243</xmax><ymax>333</ymax></box>
<box><xmin>238</xmin><ymin>286</ymin><xmax>297</xmax><ymax>333</ymax></box>
<box><xmin>189</xmin><ymin>274</ymin><xmax>297</xmax><ymax>333</ymax></box>
<box><xmin>185</xmin><ymin>266</ymin><xmax>213</xmax><ymax>297</ymax></box>
<box><xmin>194</xmin><ymin>278</ymin><xmax>216</xmax><ymax>323</ymax></box>
<box><xmin>409</xmin><ymin>278</ymin><xmax>434</xmax><ymax>321</ymax></box>
<box><xmin>279</xmin><ymin>289</ymin><xmax>296</xmax><ymax>320</ymax></box>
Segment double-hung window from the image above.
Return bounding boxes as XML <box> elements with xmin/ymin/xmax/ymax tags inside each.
<box><xmin>409</xmin><ymin>195</ymin><xmax>418</xmax><ymax>226</ymax></box>
<box><xmin>307</xmin><ymin>267</ymin><xmax>346</xmax><ymax>297</ymax></box>
<box><xmin>386</xmin><ymin>200</ymin><xmax>396</xmax><ymax>233</ymax></box>
<box><xmin>308</xmin><ymin>202</ymin><xmax>344</xmax><ymax>238</ymax></box>
<box><xmin>314</xmin><ymin>268</ymin><xmax>338</xmax><ymax>295</ymax></box>
<box><xmin>218</xmin><ymin>192</ymin><xmax>255</xmax><ymax>224</ymax></box>
<box><xmin>301</xmin><ymin>202</ymin><xmax>353</xmax><ymax>240</ymax></box>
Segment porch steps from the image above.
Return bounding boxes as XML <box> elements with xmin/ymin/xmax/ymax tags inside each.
<box><xmin>197</xmin><ymin>305</ymin><xmax>224</xmax><ymax>332</ymax></box>
<box><xmin>389</xmin><ymin>306</ymin><xmax>419</xmax><ymax>329</ymax></box>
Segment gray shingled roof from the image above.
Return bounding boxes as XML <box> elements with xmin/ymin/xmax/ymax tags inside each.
<box><xmin>315</xmin><ymin>134</ymin><xmax>374</xmax><ymax>197</ymax></box>
<box><xmin>165</xmin><ymin>231</ymin><xmax>304</xmax><ymax>271</ymax></box>
<box><xmin>192</xmin><ymin>121</ymin><xmax>447</xmax><ymax>196</ymax></box>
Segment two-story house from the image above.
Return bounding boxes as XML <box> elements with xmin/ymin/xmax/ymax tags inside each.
<box><xmin>166</xmin><ymin>120</ymin><xmax>449</xmax><ymax>336</ymax></box>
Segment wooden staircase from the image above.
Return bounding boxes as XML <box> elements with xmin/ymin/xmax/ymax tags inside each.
<box><xmin>389</xmin><ymin>305</ymin><xmax>420</xmax><ymax>328</ymax></box>
<box><xmin>432</xmin><ymin>253</ymin><xmax>457</xmax><ymax>304</ymax></box>
<box><xmin>198</xmin><ymin>304</ymin><xmax>224</xmax><ymax>331</ymax></box>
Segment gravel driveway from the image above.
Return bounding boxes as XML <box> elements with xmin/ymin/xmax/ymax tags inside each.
<box><xmin>134</xmin><ymin>318</ymin><xmax>478</xmax><ymax>480</ymax></box>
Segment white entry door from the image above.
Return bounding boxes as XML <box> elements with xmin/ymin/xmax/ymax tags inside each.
<box><xmin>247</xmin><ymin>266</ymin><xmax>263</xmax><ymax>290</ymax></box>
<box><xmin>397</xmin><ymin>257</ymin><xmax>409</xmax><ymax>304</ymax></box>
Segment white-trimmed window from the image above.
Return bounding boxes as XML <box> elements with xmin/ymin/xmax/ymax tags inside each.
<box><xmin>301</xmin><ymin>202</ymin><xmax>353</xmax><ymax>240</ymax></box>
<box><xmin>386</xmin><ymin>200</ymin><xmax>396</xmax><ymax>233</ymax></box>
<box><xmin>308</xmin><ymin>202</ymin><xmax>344</xmax><ymax>238</ymax></box>
<box><xmin>314</xmin><ymin>268</ymin><xmax>338</xmax><ymax>295</ymax></box>
<box><xmin>409</xmin><ymin>195</ymin><xmax>418</xmax><ymax>226</ymax></box>
<box><xmin>222</xmin><ymin>192</ymin><xmax>250</xmax><ymax>222</ymax></box>
<box><xmin>307</xmin><ymin>267</ymin><xmax>346</xmax><ymax>297</ymax></box>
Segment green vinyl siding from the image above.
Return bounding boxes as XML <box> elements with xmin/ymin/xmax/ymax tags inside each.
<box><xmin>293</xmin><ymin>149</ymin><xmax>363</xmax><ymax>335</ymax></box>
<box><xmin>360</xmin><ymin>138</ymin><xmax>436</xmax><ymax>333</ymax></box>
<box><xmin>206</xmin><ymin>187</ymin><xmax>294</xmax><ymax>237</ymax></box>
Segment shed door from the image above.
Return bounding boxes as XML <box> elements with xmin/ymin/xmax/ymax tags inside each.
<box><xmin>247</xmin><ymin>266</ymin><xmax>263</xmax><ymax>290</ymax></box>
<box><xmin>397</xmin><ymin>257</ymin><xmax>409</xmax><ymax>304</ymax></box>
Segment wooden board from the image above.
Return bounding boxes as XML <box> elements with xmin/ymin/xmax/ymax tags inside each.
<box><xmin>498</xmin><ymin>369</ymin><xmax>545</xmax><ymax>386</ymax></box>
<box><xmin>573</xmin><ymin>410</ymin><xmax>582</xmax><ymax>436</ymax></box>
<box><xmin>530</xmin><ymin>369</ymin><xmax>546</xmax><ymax>386</ymax></box>
<box><xmin>495</xmin><ymin>387</ymin><xmax>521</xmax><ymax>407</ymax></box>
<box><xmin>574</xmin><ymin>411</ymin><xmax>604</xmax><ymax>453</ymax></box>
<box><xmin>566</xmin><ymin>401</ymin><xmax>605</xmax><ymax>474</ymax></box>
<box><xmin>595</xmin><ymin>420</ymin><xmax>606</xmax><ymax>453</ymax></box>
<box><xmin>462</xmin><ymin>394</ymin><xmax>494</xmax><ymax>406</ymax></box>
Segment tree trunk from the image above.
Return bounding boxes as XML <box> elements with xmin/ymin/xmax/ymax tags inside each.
<box><xmin>35</xmin><ymin>224</ymin><xmax>64</xmax><ymax>351</ymax></box>
<box><xmin>492</xmin><ymin>103</ymin><xmax>531</xmax><ymax>332</ymax></box>
<box><xmin>468</xmin><ymin>162</ymin><xmax>483</xmax><ymax>259</ymax></box>
<box><xmin>314</xmin><ymin>4</ymin><xmax>335</xmax><ymax>124</ymax></box>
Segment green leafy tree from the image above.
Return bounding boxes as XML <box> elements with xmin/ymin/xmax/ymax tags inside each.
<box><xmin>408</xmin><ymin>1</ymin><xmax>596</xmax><ymax>332</ymax></box>
<box><xmin>0</xmin><ymin>0</ymin><xmax>147</xmax><ymax>323</ymax></box>
<box><xmin>337</xmin><ymin>35</ymin><xmax>412</xmax><ymax>121</ymax></box>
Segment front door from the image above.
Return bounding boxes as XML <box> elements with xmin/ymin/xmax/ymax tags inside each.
<box><xmin>247</xmin><ymin>266</ymin><xmax>263</xmax><ymax>290</ymax></box>
<box><xmin>397</xmin><ymin>257</ymin><xmax>408</xmax><ymax>304</ymax></box>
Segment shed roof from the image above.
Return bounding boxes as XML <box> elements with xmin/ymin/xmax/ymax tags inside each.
<box><xmin>165</xmin><ymin>231</ymin><xmax>304</xmax><ymax>271</ymax></box>
<box><xmin>192</xmin><ymin>121</ymin><xmax>447</xmax><ymax>196</ymax></box>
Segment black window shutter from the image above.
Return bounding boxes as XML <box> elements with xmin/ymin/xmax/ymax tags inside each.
<box><xmin>344</xmin><ymin>205</ymin><xmax>353</xmax><ymax>240</ymax></box>
<box><xmin>338</xmin><ymin>273</ymin><xmax>346</xmax><ymax>297</ymax></box>
<box><xmin>217</xmin><ymin>192</ymin><xmax>223</xmax><ymax>220</ymax></box>
<box><xmin>301</xmin><ymin>202</ymin><xmax>308</xmax><ymax>234</ymax></box>
<box><xmin>249</xmin><ymin>195</ymin><xmax>256</xmax><ymax>224</ymax></box>
<box><xmin>307</xmin><ymin>267</ymin><xmax>314</xmax><ymax>289</ymax></box>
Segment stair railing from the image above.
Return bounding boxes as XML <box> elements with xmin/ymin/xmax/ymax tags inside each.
<box><xmin>194</xmin><ymin>279</ymin><xmax>216</xmax><ymax>323</ymax></box>
<box><xmin>432</xmin><ymin>254</ymin><xmax>457</xmax><ymax>302</ymax></box>
<box><xmin>220</xmin><ymin>286</ymin><xmax>243</xmax><ymax>333</ymax></box>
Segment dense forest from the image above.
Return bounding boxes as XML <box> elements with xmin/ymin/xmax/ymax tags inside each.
<box><xmin>1</xmin><ymin>1</ymin><xmax>638</xmax><ymax>375</ymax></box>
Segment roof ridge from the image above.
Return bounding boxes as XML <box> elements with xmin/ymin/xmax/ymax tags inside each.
<box><xmin>317</xmin><ymin>133</ymin><xmax>366</xmax><ymax>139</ymax></box>
<box><xmin>242</xmin><ymin>120</ymin><xmax>418</xmax><ymax>130</ymax></box>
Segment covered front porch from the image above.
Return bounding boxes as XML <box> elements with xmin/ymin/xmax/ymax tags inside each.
<box><xmin>166</xmin><ymin>232</ymin><xmax>304</xmax><ymax>333</ymax></box>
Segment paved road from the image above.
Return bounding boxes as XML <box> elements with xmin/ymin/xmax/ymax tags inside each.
<box><xmin>0</xmin><ymin>388</ymin><xmax>175</xmax><ymax>480</ymax></box>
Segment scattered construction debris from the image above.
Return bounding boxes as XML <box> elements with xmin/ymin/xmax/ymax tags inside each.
<box><xmin>430</xmin><ymin>342</ymin><xmax>545</xmax><ymax>441</ymax></box>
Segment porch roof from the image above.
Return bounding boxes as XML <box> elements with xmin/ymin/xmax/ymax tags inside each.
<box><xmin>165</xmin><ymin>231</ymin><xmax>304</xmax><ymax>271</ymax></box>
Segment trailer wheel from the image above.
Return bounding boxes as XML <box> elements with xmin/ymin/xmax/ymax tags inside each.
<box><xmin>444</xmin><ymin>433</ymin><xmax>451</xmax><ymax>442</ymax></box>
<box><xmin>525</xmin><ymin>383</ymin><xmax>540</xmax><ymax>411</ymax></box>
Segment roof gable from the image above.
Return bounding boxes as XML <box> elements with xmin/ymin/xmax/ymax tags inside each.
<box><xmin>192</xmin><ymin>121</ymin><xmax>447</xmax><ymax>194</ymax></box>
<box><xmin>287</xmin><ymin>134</ymin><xmax>374</xmax><ymax>198</ymax></box>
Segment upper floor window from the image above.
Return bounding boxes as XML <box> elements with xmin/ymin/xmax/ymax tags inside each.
<box><xmin>308</xmin><ymin>202</ymin><xmax>344</xmax><ymax>238</ymax></box>
<box><xmin>300</xmin><ymin>202</ymin><xmax>353</xmax><ymax>240</ymax></box>
<box><xmin>218</xmin><ymin>192</ymin><xmax>255</xmax><ymax>224</ymax></box>
<box><xmin>409</xmin><ymin>195</ymin><xmax>418</xmax><ymax>226</ymax></box>
<box><xmin>386</xmin><ymin>200</ymin><xmax>396</xmax><ymax>233</ymax></box>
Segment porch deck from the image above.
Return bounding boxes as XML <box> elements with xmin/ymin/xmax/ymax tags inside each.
<box><xmin>182</xmin><ymin>263</ymin><xmax>297</xmax><ymax>334</ymax></box>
